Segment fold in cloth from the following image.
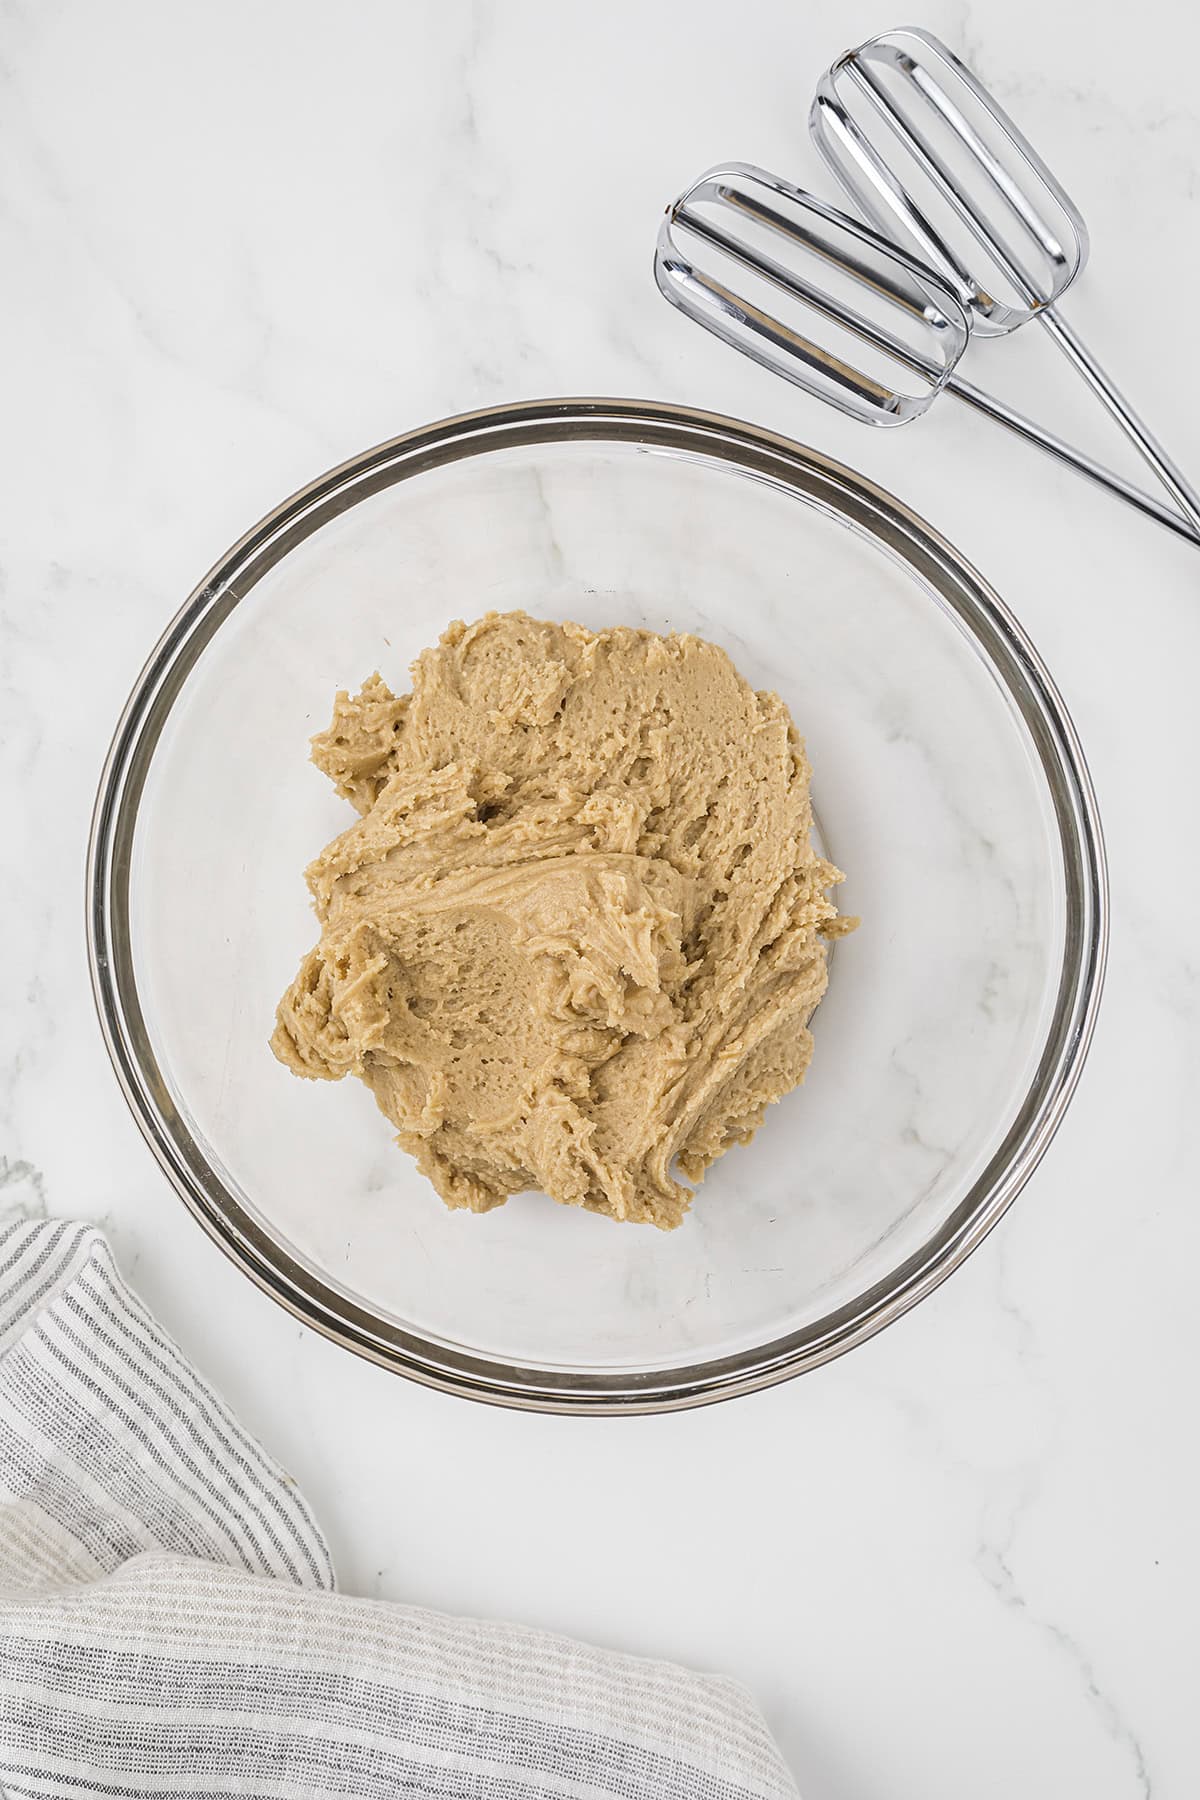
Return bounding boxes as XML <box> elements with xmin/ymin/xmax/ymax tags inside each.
<box><xmin>0</xmin><ymin>1219</ymin><xmax>798</xmax><ymax>1798</ymax></box>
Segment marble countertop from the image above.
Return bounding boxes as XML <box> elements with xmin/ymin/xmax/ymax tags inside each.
<box><xmin>3</xmin><ymin>2</ymin><xmax>1197</xmax><ymax>1794</ymax></box>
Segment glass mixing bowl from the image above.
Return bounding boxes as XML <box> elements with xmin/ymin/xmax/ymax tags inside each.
<box><xmin>88</xmin><ymin>400</ymin><xmax>1106</xmax><ymax>1413</ymax></box>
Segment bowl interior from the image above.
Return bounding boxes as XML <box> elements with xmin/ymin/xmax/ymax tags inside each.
<box><xmin>121</xmin><ymin>423</ymin><xmax>1082</xmax><ymax>1399</ymax></box>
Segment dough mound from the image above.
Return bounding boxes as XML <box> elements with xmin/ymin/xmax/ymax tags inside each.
<box><xmin>272</xmin><ymin>612</ymin><xmax>848</xmax><ymax>1229</ymax></box>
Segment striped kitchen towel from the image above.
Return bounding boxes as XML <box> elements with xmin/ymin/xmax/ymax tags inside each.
<box><xmin>0</xmin><ymin>1219</ymin><xmax>798</xmax><ymax>1799</ymax></box>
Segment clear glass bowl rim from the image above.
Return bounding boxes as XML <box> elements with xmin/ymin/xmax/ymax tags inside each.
<box><xmin>87</xmin><ymin>397</ymin><xmax>1108</xmax><ymax>1414</ymax></box>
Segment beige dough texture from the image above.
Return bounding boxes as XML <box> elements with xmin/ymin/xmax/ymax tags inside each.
<box><xmin>272</xmin><ymin>611</ymin><xmax>850</xmax><ymax>1229</ymax></box>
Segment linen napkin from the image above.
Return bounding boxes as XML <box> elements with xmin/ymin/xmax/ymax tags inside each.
<box><xmin>0</xmin><ymin>1218</ymin><xmax>799</xmax><ymax>1798</ymax></box>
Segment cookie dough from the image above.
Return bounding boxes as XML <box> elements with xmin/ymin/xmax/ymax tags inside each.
<box><xmin>272</xmin><ymin>612</ymin><xmax>850</xmax><ymax>1228</ymax></box>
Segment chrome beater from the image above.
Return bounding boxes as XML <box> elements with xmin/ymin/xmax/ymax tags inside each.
<box><xmin>810</xmin><ymin>26</ymin><xmax>1200</xmax><ymax>539</ymax></box>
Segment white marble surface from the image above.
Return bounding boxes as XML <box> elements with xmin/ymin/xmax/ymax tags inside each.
<box><xmin>2</xmin><ymin>1</ymin><xmax>1198</xmax><ymax>1794</ymax></box>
